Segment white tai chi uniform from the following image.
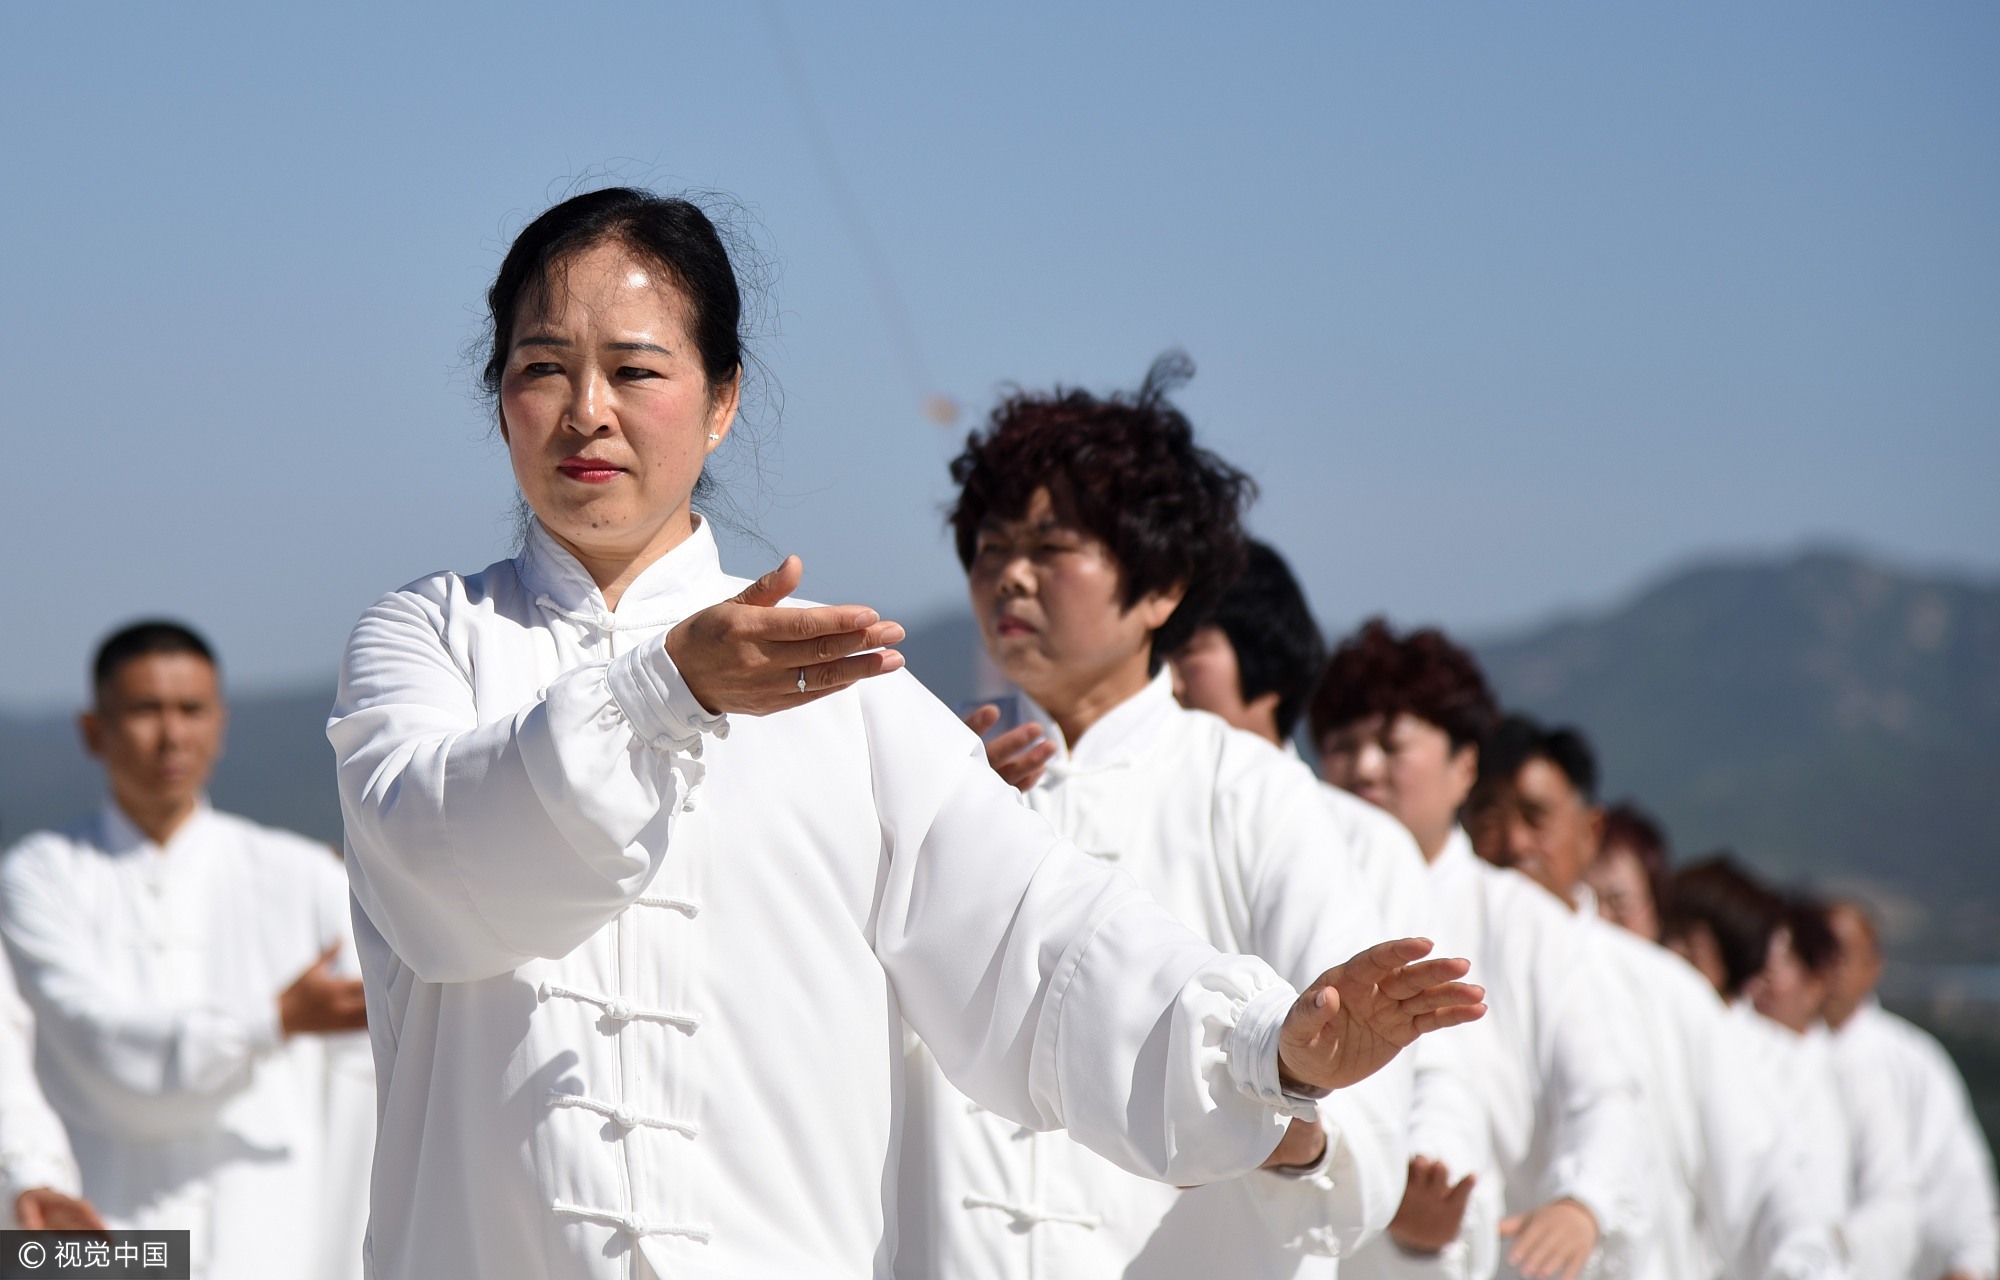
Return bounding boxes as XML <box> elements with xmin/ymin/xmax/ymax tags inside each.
<box><xmin>1836</xmin><ymin>1000</ymin><xmax>1995</xmax><ymax>1280</ymax></box>
<box><xmin>1575</xmin><ymin>895</ymin><xmax>1846</xmax><ymax>1280</ymax></box>
<box><xmin>900</xmin><ymin>673</ymin><xmax>1407</xmax><ymax>1279</ymax></box>
<box><xmin>330</xmin><ymin>518</ymin><xmax>1327</xmax><ymax>1280</ymax></box>
<box><xmin>1350</xmin><ymin>830</ymin><xmax>1645</xmax><ymax>1280</ymax></box>
<box><xmin>0</xmin><ymin>801</ymin><xmax>357</xmax><ymax>1280</ymax></box>
<box><xmin>0</xmin><ymin>941</ymin><xmax>82</xmax><ymax>1223</ymax></box>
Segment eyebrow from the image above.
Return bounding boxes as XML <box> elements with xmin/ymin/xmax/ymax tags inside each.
<box><xmin>512</xmin><ymin>336</ymin><xmax>674</xmax><ymax>357</ymax></box>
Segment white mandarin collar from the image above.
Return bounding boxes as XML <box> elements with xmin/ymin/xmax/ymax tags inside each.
<box><xmin>99</xmin><ymin>794</ymin><xmax>214</xmax><ymax>858</ymax></box>
<box><xmin>519</xmin><ymin>513</ymin><xmax>728</xmax><ymax>631</ymax></box>
<box><xmin>1430</xmin><ymin>825</ymin><xmax>1479</xmax><ymax>882</ymax></box>
<box><xmin>1043</xmin><ymin>669</ymin><xmax>1178</xmax><ymax>777</ymax></box>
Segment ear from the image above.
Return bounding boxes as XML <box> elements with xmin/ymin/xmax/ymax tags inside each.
<box><xmin>1582</xmin><ymin>806</ymin><xmax>1606</xmax><ymax>865</ymax></box>
<box><xmin>704</xmin><ymin>372</ymin><xmax>742</xmax><ymax>455</ymax></box>
<box><xmin>1445</xmin><ymin>741</ymin><xmax>1479</xmax><ymax>808</ymax></box>
<box><xmin>1134</xmin><ymin>582</ymin><xmax>1188</xmax><ymax>632</ymax></box>
<box><xmin>78</xmin><ymin>710</ymin><xmax>103</xmax><ymax>761</ymax></box>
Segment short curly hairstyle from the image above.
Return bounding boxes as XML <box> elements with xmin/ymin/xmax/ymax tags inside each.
<box><xmin>948</xmin><ymin>352</ymin><xmax>1254</xmax><ymax>666</ymax></box>
<box><xmin>1307</xmin><ymin>618</ymin><xmax>1500</xmax><ymax>752</ymax></box>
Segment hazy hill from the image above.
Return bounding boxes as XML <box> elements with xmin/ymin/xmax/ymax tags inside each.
<box><xmin>1475</xmin><ymin>548</ymin><xmax>2000</xmax><ymax>960</ymax></box>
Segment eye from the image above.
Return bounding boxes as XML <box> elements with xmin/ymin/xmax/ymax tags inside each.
<box><xmin>616</xmin><ymin>365</ymin><xmax>660</xmax><ymax>381</ymax></box>
<box><xmin>518</xmin><ymin>361</ymin><xmax>563</xmax><ymax>378</ymax></box>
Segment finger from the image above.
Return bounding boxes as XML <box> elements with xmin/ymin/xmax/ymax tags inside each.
<box><xmin>734</xmin><ymin>556</ymin><xmax>804</xmax><ymax>609</ymax></box>
<box><xmin>962</xmin><ymin>705</ymin><xmax>1001</xmax><ymax>735</ymax></box>
<box><xmin>993</xmin><ymin>737</ymin><xmax>1056</xmax><ymax>776</ymax></box>
<box><xmin>1392</xmin><ymin>982</ymin><xmax>1488</xmax><ymax>1018</ymax></box>
<box><xmin>1321</xmin><ymin>937</ymin><xmax>1435</xmax><ymax>992</ymax></box>
<box><xmin>1003</xmin><ymin>763</ymin><xmax>1049</xmax><ymax>793</ymax></box>
<box><xmin>794</xmin><ymin>649</ymin><xmax>907</xmax><ymax>699</ymax></box>
<box><xmin>1498</xmin><ymin>1214</ymin><xmax>1523</xmax><ymax>1238</ymax></box>
<box><xmin>987</xmin><ymin>722</ymin><xmax>1045</xmax><ymax>758</ymax></box>
<box><xmin>1446</xmin><ymin>1172</ymin><xmax>1476</xmax><ymax>1204</ymax></box>
<box><xmin>1559</xmin><ymin>1248</ymin><xmax>1589</xmax><ymax>1280</ymax></box>
<box><xmin>1411</xmin><ymin>1003</ymin><xmax>1488</xmax><ymax>1035</ymax></box>
<box><xmin>311</xmin><ymin>940</ymin><xmax>343</xmax><ymax>971</ymax></box>
<box><xmin>757</xmin><ymin>604</ymin><xmax>888</xmax><ymax>646</ymax></box>
<box><xmin>771</xmin><ymin>619</ymin><xmax>905</xmax><ymax>665</ymax></box>
<box><xmin>16</xmin><ymin>1194</ymin><xmax>43</xmax><ymax>1230</ymax></box>
<box><xmin>1376</xmin><ymin>955</ymin><xmax>1474</xmax><ymax>1001</ymax></box>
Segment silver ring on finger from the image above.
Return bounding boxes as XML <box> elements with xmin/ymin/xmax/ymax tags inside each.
<box><xmin>797</xmin><ymin>668</ymin><xmax>808</xmax><ymax>694</ymax></box>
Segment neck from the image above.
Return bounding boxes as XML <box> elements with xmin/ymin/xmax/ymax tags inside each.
<box><xmin>1032</xmin><ymin>652</ymin><xmax>1155</xmax><ymax>753</ymax></box>
<box><xmin>1413</xmin><ymin>820</ymin><xmax>1454</xmax><ymax>864</ymax></box>
<box><xmin>550</xmin><ymin>508</ymin><xmax>695</xmax><ymax>611</ymax></box>
<box><xmin>114</xmin><ymin>789</ymin><xmax>201</xmax><ymax>847</ymax></box>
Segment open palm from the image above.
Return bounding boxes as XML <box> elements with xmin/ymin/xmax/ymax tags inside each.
<box><xmin>1278</xmin><ymin>938</ymin><xmax>1485</xmax><ymax>1093</ymax></box>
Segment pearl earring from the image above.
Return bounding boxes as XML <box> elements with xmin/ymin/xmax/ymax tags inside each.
<box><xmin>708</xmin><ymin>432</ymin><xmax>720</xmax><ymax>442</ymax></box>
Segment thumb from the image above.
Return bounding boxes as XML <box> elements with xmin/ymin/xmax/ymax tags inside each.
<box><xmin>736</xmin><ymin>556</ymin><xmax>803</xmax><ymax>609</ymax></box>
<box><xmin>312</xmin><ymin>940</ymin><xmax>342</xmax><ymax>970</ymax></box>
<box><xmin>1498</xmin><ymin>1214</ymin><xmax>1523</xmax><ymax>1237</ymax></box>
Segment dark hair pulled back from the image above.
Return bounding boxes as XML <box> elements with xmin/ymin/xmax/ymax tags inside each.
<box><xmin>480</xmin><ymin>187</ymin><xmax>744</xmax><ymax>401</ymax></box>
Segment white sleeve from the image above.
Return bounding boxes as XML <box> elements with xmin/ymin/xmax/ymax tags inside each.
<box><xmin>864</xmin><ymin>677</ymin><xmax>1302</xmax><ymax>1187</ymax></box>
<box><xmin>1835</xmin><ymin>1034</ymin><xmax>1923</xmax><ymax>1280</ymax></box>
<box><xmin>1226</xmin><ymin>761</ymin><xmax>1411</xmax><ymax>1256</ymax></box>
<box><xmin>0</xmin><ymin>946</ymin><xmax>78</xmax><ymax>1206</ymax></box>
<box><xmin>0</xmin><ymin>841</ymin><xmax>279</xmax><ymax>1115</ymax></box>
<box><xmin>328</xmin><ymin>589</ymin><xmax>721</xmax><ymax>983</ymax></box>
<box><xmin>1912</xmin><ymin>1031</ymin><xmax>2000</xmax><ymax>1280</ymax></box>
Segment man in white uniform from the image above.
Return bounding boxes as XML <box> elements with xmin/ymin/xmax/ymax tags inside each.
<box><xmin>1311</xmin><ymin>623</ymin><xmax>1645</xmax><ymax>1280</ymax></box>
<box><xmin>1470</xmin><ymin>716</ymin><xmax>1847</xmax><ymax>1280</ymax></box>
<box><xmin>1825</xmin><ymin>902</ymin><xmax>1999</xmax><ymax>1280</ymax></box>
<box><xmin>1</xmin><ymin>622</ymin><xmax>369</xmax><ymax>1279</ymax></box>
<box><xmin>903</xmin><ymin>375</ymin><xmax>1427</xmax><ymax>1278</ymax></box>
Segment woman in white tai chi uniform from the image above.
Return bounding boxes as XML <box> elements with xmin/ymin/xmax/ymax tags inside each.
<box><xmin>900</xmin><ymin>361</ymin><xmax>1423</xmax><ymax>1279</ymax></box>
<box><xmin>328</xmin><ymin>188</ymin><xmax>1486</xmax><ymax>1280</ymax></box>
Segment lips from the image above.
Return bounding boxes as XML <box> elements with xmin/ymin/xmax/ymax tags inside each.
<box><xmin>994</xmin><ymin>616</ymin><xmax>1035</xmax><ymax>637</ymax></box>
<box><xmin>558</xmin><ymin>457</ymin><xmax>623</xmax><ymax>485</ymax></box>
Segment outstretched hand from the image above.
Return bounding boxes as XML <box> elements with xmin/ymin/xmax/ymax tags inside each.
<box><xmin>1499</xmin><ymin>1198</ymin><xmax>1598</xmax><ymax>1280</ymax></box>
<box><xmin>1388</xmin><ymin>1155</ymin><xmax>1477</xmax><ymax>1254</ymax></box>
<box><xmin>668</xmin><ymin>557</ymin><xmax>906</xmax><ymax>716</ymax></box>
<box><xmin>962</xmin><ymin>705</ymin><xmax>1056</xmax><ymax>792</ymax></box>
<box><xmin>15</xmin><ymin>1186</ymin><xmax>106</xmax><ymax>1231</ymax></box>
<box><xmin>1276</xmin><ymin>938</ymin><xmax>1484</xmax><ymax>1094</ymax></box>
<box><xmin>279</xmin><ymin>942</ymin><xmax>369</xmax><ymax>1038</ymax></box>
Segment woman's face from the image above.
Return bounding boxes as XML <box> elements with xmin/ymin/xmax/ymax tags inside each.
<box><xmin>1318</xmin><ymin>712</ymin><xmax>1476</xmax><ymax>860</ymax></box>
<box><xmin>1749</xmin><ymin>927</ymin><xmax>1827</xmax><ymax>1034</ymax></box>
<box><xmin>499</xmin><ymin>240</ymin><xmax>738</xmax><ymax>577</ymax></box>
<box><xmin>1586</xmin><ymin>844</ymin><xmax>1660</xmax><ymax>941</ymax></box>
<box><xmin>965</xmin><ymin>486</ymin><xmax>1181</xmax><ymax>723</ymax></box>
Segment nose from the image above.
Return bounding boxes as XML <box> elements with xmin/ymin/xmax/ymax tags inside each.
<box><xmin>1353</xmin><ymin>741</ymin><xmax>1388</xmax><ymax>784</ymax></box>
<box><xmin>565</xmin><ymin>367</ymin><xmax>612</xmax><ymax>435</ymax></box>
<box><xmin>993</xmin><ymin>550</ymin><xmax>1035</xmax><ymax>597</ymax></box>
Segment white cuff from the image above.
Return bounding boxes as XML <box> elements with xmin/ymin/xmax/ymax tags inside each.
<box><xmin>1228</xmin><ymin>984</ymin><xmax>1322</xmax><ymax>1122</ymax></box>
<box><xmin>607</xmin><ymin>641</ymin><xmax>729</xmax><ymax>754</ymax></box>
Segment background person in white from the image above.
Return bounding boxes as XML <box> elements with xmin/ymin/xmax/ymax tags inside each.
<box><xmin>898</xmin><ymin>363</ymin><xmax>1432</xmax><ymax>1278</ymax></box>
<box><xmin>1469</xmin><ymin>717</ymin><xmax>1847</xmax><ymax>1280</ymax></box>
<box><xmin>1173</xmin><ymin>551</ymin><xmax>1510</xmax><ymax>1280</ymax></box>
<box><xmin>1824</xmin><ymin>902</ymin><xmax>1999</xmax><ymax>1280</ymax></box>
<box><xmin>0</xmin><ymin>622</ymin><xmax>369</xmax><ymax>1280</ymax></box>
<box><xmin>328</xmin><ymin>188</ymin><xmax>1488</xmax><ymax>1280</ymax></box>
<box><xmin>0</xmin><ymin>939</ymin><xmax>101</xmax><ymax>1230</ymax></box>
<box><xmin>1311</xmin><ymin>623</ymin><xmax>1645</xmax><ymax>1280</ymax></box>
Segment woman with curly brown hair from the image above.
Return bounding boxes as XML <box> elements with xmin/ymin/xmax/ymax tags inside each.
<box><xmin>899</xmin><ymin>356</ymin><xmax>1443</xmax><ymax>1280</ymax></box>
<box><xmin>1315</xmin><ymin>622</ymin><xmax>1646</xmax><ymax>1280</ymax></box>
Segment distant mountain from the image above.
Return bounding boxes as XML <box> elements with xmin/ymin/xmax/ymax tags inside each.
<box><xmin>1474</xmin><ymin>549</ymin><xmax>2000</xmax><ymax>961</ymax></box>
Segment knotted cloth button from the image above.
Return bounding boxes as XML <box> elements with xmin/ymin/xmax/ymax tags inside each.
<box><xmin>611</xmin><ymin>1106</ymin><xmax>637</xmax><ymax>1129</ymax></box>
<box><xmin>604</xmin><ymin>999</ymin><xmax>632</xmax><ymax>1023</ymax></box>
<box><xmin>626</xmin><ymin>1215</ymin><xmax>650</xmax><ymax>1236</ymax></box>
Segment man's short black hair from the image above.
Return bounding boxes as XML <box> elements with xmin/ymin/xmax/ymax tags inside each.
<box><xmin>1478</xmin><ymin>713</ymin><xmax>1600</xmax><ymax>802</ymax></box>
<box><xmin>1207</xmin><ymin>541</ymin><xmax>1324</xmax><ymax>739</ymax></box>
<box><xmin>1662</xmin><ymin>854</ymin><xmax>1781</xmax><ymax>997</ymax></box>
<box><xmin>92</xmin><ymin>620</ymin><xmax>217</xmax><ymax>692</ymax></box>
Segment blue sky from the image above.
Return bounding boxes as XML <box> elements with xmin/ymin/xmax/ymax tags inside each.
<box><xmin>2</xmin><ymin>2</ymin><xmax>1994</xmax><ymax>708</ymax></box>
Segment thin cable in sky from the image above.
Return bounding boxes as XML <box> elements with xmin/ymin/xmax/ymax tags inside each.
<box><xmin>759</xmin><ymin>0</ymin><xmax>959</xmax><ymax>426</ymax></box>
